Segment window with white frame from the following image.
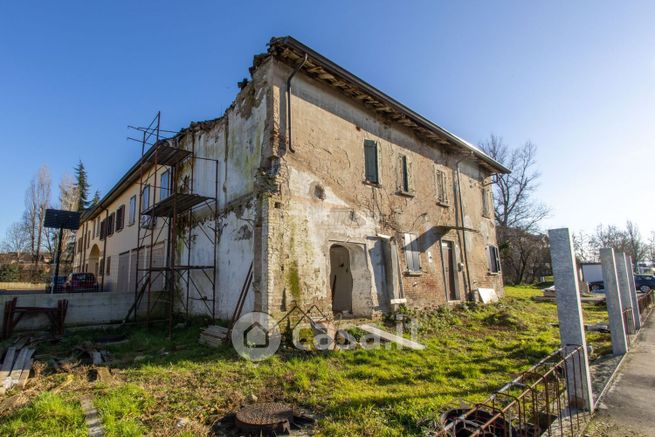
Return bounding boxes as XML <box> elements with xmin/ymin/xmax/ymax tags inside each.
<box><xmin>435</xmin><ymin>168</ymin><xmax>449</xmax><ymax>205</ymax></box>
<box><xmin>141</xmin><ymin>185</ymin><xmax>150</xmax><ymax>211</ymax></box>
<box><xmin>128</xmin><ymin>195</ymin><xmax>137</xmax><ymax>226</ymax></box>
<box><xmin>160</xmin><ymin>170</ymin><xmax>170</xmax><ymax>201</ymax></box>
<box><xmin>403</xmin><ymin>232</ymin><xmax>421</xmax><ymax>273</ymax></box>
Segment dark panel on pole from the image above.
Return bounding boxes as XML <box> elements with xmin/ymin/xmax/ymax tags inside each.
<box><xmin>44</xmin><ymin>209</ymin><xmax>81</xmax><ymax>230</ymax></box>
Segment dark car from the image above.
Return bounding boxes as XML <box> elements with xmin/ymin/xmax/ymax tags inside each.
<box><xmin>64</xmin><ymin>273</ymin><xmax>99</xmax><ymax>292</ymax></box>
<box><xmin>635</xmin><ymin>275</ymin><xmax>655</xmax><ymax>292</ymax></box>
<box><xmin>46</xmin><ymin>275</ymin><xmax>67</xmax><ymax>292</ymax></box>
<box><xmin>589</xmin><ymin>281</ymin><xmax>605</xmax><ymax>292</ymax></box>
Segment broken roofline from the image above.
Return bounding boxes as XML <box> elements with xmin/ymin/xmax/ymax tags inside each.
<box><xmin>268</xmin><ymin>36</ymin><xmax>511</xmax><ymax>175</ymax></box>
<box><xmin>82</xmin><ymin>36</ymin><xmax>509</xmax><ymax>222</ymax></box>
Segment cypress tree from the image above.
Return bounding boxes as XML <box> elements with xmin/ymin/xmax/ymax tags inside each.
<box><xmin>74</xmin><ymin>160</ymin><xmax>90</xmax><ymax>210</ymax></box>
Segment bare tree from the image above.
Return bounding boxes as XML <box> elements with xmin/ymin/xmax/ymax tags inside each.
<box><xmin>498</xmin><ymin>227</ymin><xmax>550</xmax><ymax>285</ymax></box>
<box><xmin>23</xmin><ymin>166</ymin><xmax>52</xmax><ymax>274</ymax></box>
<box><xmin>479</xmin><ymin>135</ymin><xmax>550</xmax><ymax>284</ymax></box>
<box><xmin>625</xmin><ymin>220</ymin><xmax>646</xmax><ymax>264</ymax></box>
<box><xmin>480</xmin><ymin>135</ymin><xmax>549</xmax><ymax>232</ymax></box>
<box><xmin>589</xmin><ymin>221</ymin><xmax>646</xmax><ymax>266</ymax></box>
<box><xmin>573</xmin><ymin>231</ymin><xmax>595</xmax><ymax>262</ymax></box>
<box><xmin>1</xmin><ymin>222</ymin><xmax>29</xmax><ymax>262</ymax></box>
<box><xmin>648</xmin><ymin>231</ymin><xmax>655</xmax><ymax>264</ymax></box>
<box><xmin>590</xmin><ymin>224</ymin><xmax>626</xmax><ymax>252</ymax></box>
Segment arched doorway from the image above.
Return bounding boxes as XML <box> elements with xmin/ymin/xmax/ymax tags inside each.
<box><xmin>88</xmin><ymin>244</ymin><xmax>100</xmax><ymax>277</ymax></box>
<box><xmin>330</xmin><ymin>245</ymin><xmax>353</xmax><ymax>314</ymax></box>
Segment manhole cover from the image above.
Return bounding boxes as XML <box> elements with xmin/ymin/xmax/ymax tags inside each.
<box><xmin>235</xmin><ymin>402</ymin><xmax>293</xmax><ymax>434</ymax></box>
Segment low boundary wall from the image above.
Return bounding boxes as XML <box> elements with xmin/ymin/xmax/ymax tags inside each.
<box><xmin>0</xmin><ymin>291</ymin><xmax>136</xmax><ymax>332</ymax></box>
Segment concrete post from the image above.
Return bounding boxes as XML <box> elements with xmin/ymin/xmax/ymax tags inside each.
<box><xmin>615</xmin><ymin>252</ymin><xmax>636</xmax><ymax>334</ymax></box>
<box><xmin>625</xmin><ymin>255</ymin><xmax>642</xmax><ymax>330</ymax></box>
<box><xmin>599</xmin><ymin>248</ymin><xmax>628</xmax><ymax>355</ymax></box>
<box><xmin>548</xmin><ymin>228</ymin><xmax>594</xmax><ymax>411</ymax></box>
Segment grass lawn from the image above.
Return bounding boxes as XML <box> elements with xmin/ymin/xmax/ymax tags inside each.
<box><xmin>0</xmin><ymin>286</ymin><xmax>611</xmax><ymax>436</ymax></box>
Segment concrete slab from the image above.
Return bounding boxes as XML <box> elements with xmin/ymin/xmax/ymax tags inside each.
<box><xmin>358</xmin><ymin>324</ymin><xmax>425</xmax><ymax>350</ymax></box>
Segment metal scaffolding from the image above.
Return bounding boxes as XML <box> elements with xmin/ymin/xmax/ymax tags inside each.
<box><xmin>128</xmin><ymin>112</ymin><xmax>220</xmax><ymax>337</ymax></box>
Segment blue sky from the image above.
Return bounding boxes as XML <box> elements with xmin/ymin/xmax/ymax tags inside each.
<box><xmin>1</xmin><ymin>1</ymin><xmax>653</xmax><ymax>240</ymax></box>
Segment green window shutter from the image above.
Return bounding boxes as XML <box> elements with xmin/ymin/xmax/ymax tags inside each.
<box><xmin>364</xmin><ymin>140</ymin><xmax>379</xmax><ymax>183</ymax></box>
<box><xmin>401</xmin><ymin>155</ymin><xmax>409</xmax><ymax>192</ymax></box>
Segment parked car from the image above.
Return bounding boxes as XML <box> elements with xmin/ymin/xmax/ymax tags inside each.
<box><xmin>635</xmin><ymin>275</ymin><xmax>655</xmax><ymax>292</ymax></box>
<box><xmin>589</xmin><ymin>281</ymin><xmax>605</xmax><ymax>292</ymax></box>
<box><xmin>63</xmin><ymin>273</ymin><xmax>99</xmax><ymax>292</ymax></box>
<box><xmin>46</xmin><ymin>275</ymin><xmax>67</xmax><ymax>292</ymax></box>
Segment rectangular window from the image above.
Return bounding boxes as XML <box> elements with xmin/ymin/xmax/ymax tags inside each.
<box><xmin>487</xmin><ymin>245</ymin><xmax>501</xmax><ymax>273</ymax></box>
<box><xmin>364</xmin><ymin>139</ymin><xmax>379</xmax><ymax>184</ymax></box>
<box><xmin>99</xmin><ymin>257</ymin><xmax>105</xmax><ymax>276</ymax></box>
<box><xmin>403</xmin><ymin>233</ymin><xmax>421</xmax><ymax>273</ymax></box>
<box><xmin>99</xmin><ymin>220</ymin><xmax>106</xmax><ymax>240</ymax></box>
<box><xmin>482</xmin><ymin>186</ymin><xmax>491</xmax><ymax>218</ymax></box>
<box><xmin>435</xmin><ymin>169</ymin><xmax>449</xmax><ymax>205</ymax></box>
<box><xmin>160</xmin><ymin>170</ymin><xmax>170</xmax><ymax>201</ymax></box>
<box><xmin>92</xmin><ymin>220</ymin><xmax>96</xmax><ymax>238</ymax></box>
<box><xmin>399</xmin><ymin>155</ymin><xmax>412</xmax><ymax>194</ymax></box>
<box><xmin>95</xmin><ymin>218</ymin><xmax>100</xmax><ymax>237</ymax></box>
<box><xmin>107</xmin><ymin>213</ymin><xmax>115</xmax><ymax>236</ymax></box>
<box><xmin>116</xmin><ymin>205</ymin><xmax>125</xmax><ymax>231</ymax></box>
<box><xmin>141</xmin><ymin>185</ymin><xmax>150</xmax><ymax>211</ymax></box>
<box><xmin>129</xmin><ymin>195</ymin><xmax>137</xmax><ymax>226</ymax></box>
<box><xmin>106</xmin><ymin>256</ymin><xmax>111</xmax><ymax>276</ymax></box>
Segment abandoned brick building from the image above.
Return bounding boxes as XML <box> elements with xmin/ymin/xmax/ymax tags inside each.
<box><xmin>73</xmin><ymin>36</ymin><xmax>509</xmax><ymax>321</ymax></box>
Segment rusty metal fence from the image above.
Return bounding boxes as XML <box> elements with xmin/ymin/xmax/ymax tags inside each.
<box><xmin>436</xmin><ymin>345</ymin><xmax>591</xmax><ymax>436</ymax></box>
<box><xmin>638</xmin><ymin>290</ymin><xmax>654</xmax><ymax>318</ymax></box>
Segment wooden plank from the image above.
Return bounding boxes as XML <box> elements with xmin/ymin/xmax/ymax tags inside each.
<box><xmin>18</xmin><ymin>358</ymin><xmax>32</xmax><ymax>389</ymax></box>
<box><xmin>0</xmin><ymin>347</ymin><xmax>16</xmax><ymax>376</ymax></box>
<box><xmin>358</xmin><ymin>324</ymin><xmax>426</xmax><ymax>350</ymax></box>
<box><xmin>95</xmin><ymin>367</ymin><xmax>113</xmax><ymax>383</ymax></box>
<box><xmin>8</xmin><ymin>348</ymin><xmax>28</xmax><ymax>382</ymax></box>
<box><xmin>10</xmin><ymin>348</ymin><xmax>34</xmax><ymax>387</ymax></box>
<box><xmin>80</xmin><ymin>395</ymin><xmax>104</xmax><ymax>437</ymax></box>
<box><xmin>0</xmin><ymin>347</ymin><xmax>17</xmax><ymax>394</ymax></box>
<box><xmin>205</xmin><ymin>325</ymin><xmax>229</xmax><ymax>334</ymax></box>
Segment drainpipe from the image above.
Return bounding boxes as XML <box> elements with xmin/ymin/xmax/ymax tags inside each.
<box><xmin>101</xmin><ymin>209</ymin><xmax>108</xmax><ymax>292</ymax></box>
<box><xmin>455</xmin><ymin>156</ymin><xmax>473</xmax><ymax>299</ymax></box>
<box><xmin>285</xmin><ymin>53</ymin><xmax>308</xmax><ymax>153</ymax></box>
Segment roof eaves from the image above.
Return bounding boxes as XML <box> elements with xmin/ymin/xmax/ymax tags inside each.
<box><xmin>269</xmin><ymin>36</ymin><xmax>510</xmax><ymax>174</ymax></box>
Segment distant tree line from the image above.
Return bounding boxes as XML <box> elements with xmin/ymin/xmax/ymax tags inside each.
<box><xmin>481</xmin><ymin>135</ymin><xmax>654</xmax><ymax>285</ymax></box>
<box><xmin>574</xmin><ymin>222</ymin><xmax>653</xmax><ymax>266</ymax></box>
<box><xmin>0</xmin><ymin>160</ymin><xmax>99</xmax><ymax>282</ymax></box>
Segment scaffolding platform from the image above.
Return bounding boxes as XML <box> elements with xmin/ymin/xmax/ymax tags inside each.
<box><xmin>141</xmin><ymin>193</ymin><xmax>212</xmax><ymax>217</ymax></box>
<box><xmin>144</xmin><ymin>143</ymin><xmax>192</xmax><ymax>166</ymax></box>
<box><xmin>126</xmin><ymin>112</ymin><xmax>220</xmax><ymax>338</ymax></box>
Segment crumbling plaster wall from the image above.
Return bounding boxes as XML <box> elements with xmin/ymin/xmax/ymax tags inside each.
<box><xmin>263</xmin><ymin>58</ymin><xmax>503</xmax><ymax>316</ymax></box>
<box><xmin>173</xmin><ymin>60</ymin><xmax>273</xmax><ymax>319</ymax></box>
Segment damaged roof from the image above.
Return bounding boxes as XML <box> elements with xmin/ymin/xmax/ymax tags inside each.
<box><xmin>82</xmin><ymin>37</ymin><xmax>509</xmax><ymax>223</ymax></box>
<box><xmin>267</xmin><ymin>36</ymin><xmax>510</xmax><ymax>174</ymax></box>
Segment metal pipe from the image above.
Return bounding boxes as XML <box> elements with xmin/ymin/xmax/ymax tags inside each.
<box><xmin>455</xmin><ymin>156</ymin><xmax>473</xmax><ymax>298</ymax></box>
<box><xmin>286</xmin><ymin>53</ymin><xmax>308</xmax><ymax>153</ymax></box>
<box><xmin>101</xmin><ymin>209</ymin><xmax>108</xmax><ymax>292</ymax></box>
